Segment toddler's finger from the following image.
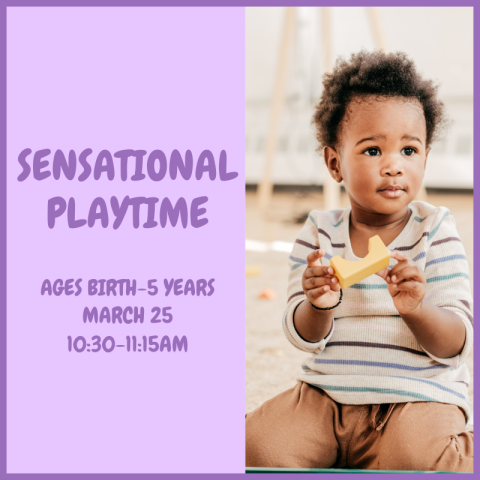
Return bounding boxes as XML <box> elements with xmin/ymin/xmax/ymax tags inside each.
<box><xmin>329</xmin><ymin>280</ymin><xmax>341</xmax><ymax>292</ymax></box>
<box><xmin>305</xmin><ymin>265</ymin><xmax>334</xmax><ymax>279</ymax></box>
<box><xmin>388</xmin><ymin>258</ymin><xmax>413</xmax><ymax>278</ymax></box>
<box><xmin>389</xmin><ymin>250</ymin><xmax>408</xmax><ymax>262</ymax></box>
<box><xmin>390</xmin><ymin>250</ymin><xmax>411</xmax><ymax>270</ymax></box>
<box><xmin>307</xmin><ymin>285</ymin><xmax>332</xmax><ymax>300</ymax></box>
<box><xmin>306</xmin><ymin>248</ymin><xmax>325</xmax><ymax>267</ymax></box>
<box><xmin>305</xmin><ymin>275</ymin><xmax>338</xmax><ymax>290</ymax></box>
<box><xmin>390</xmin><ymin>266</ymin><xmax>424</xmax><ymax>284</ymax></box>
<box><xmin>375</xmin><ymin>267</ymin><xmax>391</xmax><ymax>281</ymax></box>
<box><xmin>391</xmin><ymin>280</ymin><xmax>424</xmax><ymax>296</ymax></box>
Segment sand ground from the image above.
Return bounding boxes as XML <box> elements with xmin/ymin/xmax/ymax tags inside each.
<box><xmin>245</xmin><ymin>190</ymin><xmax>473</xmax><ymax>421</ymax></box>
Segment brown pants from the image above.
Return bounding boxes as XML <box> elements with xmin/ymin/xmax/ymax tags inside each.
<box><xmin>246</xmin><ymin>382</ymin><xmax>473</xmax><ymax>472</ymax></box>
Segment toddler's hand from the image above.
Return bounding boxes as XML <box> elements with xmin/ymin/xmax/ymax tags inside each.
<box><xmin>302</xmin><ymin>249</ymin><xmax>341</xmax><ymax>309</ymax></box>
<box><xmin>376</xmin><ymin>250</ymin><xmax>426</xmax><ymax>315</ymax></box>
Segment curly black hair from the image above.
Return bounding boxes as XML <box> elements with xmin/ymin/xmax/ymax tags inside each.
<box><xmin>312</xmin><ymin>50</ymin><xmax>448</xmax><ymax>150</ymax></box>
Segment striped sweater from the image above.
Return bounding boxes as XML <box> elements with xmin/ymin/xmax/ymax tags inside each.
<box><xmin>284</xmin><ymin>201</ymin><xmax>473</xmax><ymax>420</ymax></box>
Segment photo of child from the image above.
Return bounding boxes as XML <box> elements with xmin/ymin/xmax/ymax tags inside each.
<box><xmin>245</xmin><ymin>7</ymin><xmax>473</xmax><ymax>473</ymax></box>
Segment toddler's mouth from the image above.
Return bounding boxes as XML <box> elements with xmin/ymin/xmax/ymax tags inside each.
<box><xmin>378</xmin><ymin>185</ymin><xmax>405</xmax><ymax>199</ymax></box>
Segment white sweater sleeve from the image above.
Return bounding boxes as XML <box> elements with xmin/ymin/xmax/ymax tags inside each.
<box><xmin>422</xmin><ymin>208</ymin><xmax>473</xmax><ymax>368</ymax></box>
<box><xmin>282</xmin><ymin>213</ymin><xmax>335</xmax><ymax>353</ymax></box>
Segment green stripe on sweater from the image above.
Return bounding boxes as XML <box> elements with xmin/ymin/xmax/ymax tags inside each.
<box><xmin>291</xmin><ymin>263</ymin><xmax>304</xmax><ymax>271</ymax></box>
<box><xmin>427</xmin><ymin>272</ymin><xmax>469</xmax><ymax>283</ymax></box>
<box><xmin>428</xmin><ymin>210</ymin><xmax>450</xmax><ymax>241</ymax></box>
<box><xmin>349</xmin><ymin>283</ymin><xmax>388</xmax><ymax>290</ymax></box>
<box><xmin>311</xmin><ymin>383</ymin><xmax>438</xmax><ymax>402</ymax></box>
<box><xmin>332</xmin><ymin>218</ymin><xmax>343</xmax><ymax>227</ymax></box>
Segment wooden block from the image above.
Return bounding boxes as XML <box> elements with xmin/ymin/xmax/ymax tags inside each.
<box><xmin>330</xmin><ymin>235</ymin><xmax>390</xmax><ymax>289</ymax></box>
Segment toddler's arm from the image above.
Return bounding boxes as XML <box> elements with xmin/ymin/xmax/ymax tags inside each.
<box><xmin>380</xmin><ymin>250</ymin><xmax>466</xmax><ymax>358</ymax></box>
<box><xmin>377</xmin><ymin>209</ymin><xmax>473</xmax><ymax>362</ymax></box>
<box><xmin>283</xmin><ymin>213</ymin><xmax>338</xmax><ymax>352</ymax></box>
<box><xmin>294</xmin><ymin>249</ymin><xmax>340</xmax><ymax>342</ymax></box>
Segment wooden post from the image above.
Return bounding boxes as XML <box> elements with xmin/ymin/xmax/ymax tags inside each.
<box><xmin>257</xmin><ymin>7</ymin><xmax>296</xmax><ymax>211</ymax></box>
<box><xmin>321</xmin><ymin>7</ymin><xmax>341</xmax><ymax>210</ymax></box>
<box><xmin>367</xmin><ymin>7</ymin><xmax>388</xmax><ymax>52</ymax></box>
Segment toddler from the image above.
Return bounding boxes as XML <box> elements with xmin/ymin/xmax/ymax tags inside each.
<box><xmin>246</xmin><ymin>51</ymin><xmax>473</xmax><ymax>472</ymax></box>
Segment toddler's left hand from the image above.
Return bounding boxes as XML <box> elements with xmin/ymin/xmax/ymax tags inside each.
<box><xmin>376</xmin><ymin>250</ymin><xmax>426</xmax><ymax>315</ymax></box>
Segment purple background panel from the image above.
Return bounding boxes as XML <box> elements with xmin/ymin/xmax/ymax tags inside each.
<box><xmin>6</xmin><ymin>6</ymin><xmax>245</xmax><ymax>474</ymax></box>
<box><xmin>1</xmin><ymin>1</ymin><xmax>477</xmax><ymax>479</ymax></box>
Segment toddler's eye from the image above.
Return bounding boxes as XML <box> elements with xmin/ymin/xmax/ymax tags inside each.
<box><xmin>364</xmin><ymin>147</ymin><xmax>380</xmax><ymax>156</ymax></box>
<box><xmin>401</xmin><ymin>147</ymin><xmax>416</xmax><ymax>156</ymax></box>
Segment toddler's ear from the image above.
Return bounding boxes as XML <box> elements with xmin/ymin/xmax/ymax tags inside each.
<box><xmin>424</xmin><ymin>146</ymin><xmax>431</xmax><ymax>169</ymax></box>
<box><xmin>324</xmin><ymin>146</ymin><xmax>343</xmax><ymax>183</ymax></box>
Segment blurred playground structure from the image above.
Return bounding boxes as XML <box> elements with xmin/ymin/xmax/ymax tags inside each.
<box><xmin>245</xmin><ymin>7</ymin><xmax>473</xmax><ymax>423</ymax></box>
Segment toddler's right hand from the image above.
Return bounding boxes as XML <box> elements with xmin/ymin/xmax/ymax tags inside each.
<box><xmin>302</xmin><ymin>249</ymin><xmax>341</xmax><ymax>310</ymax></box>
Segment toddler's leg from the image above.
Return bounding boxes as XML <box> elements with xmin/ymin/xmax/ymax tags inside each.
<box><xmin>245</xmin><ymin>382</ymin><xmax>339</xmax><ymax>468</ymax></box>
<box><xmin>352</xmin><ymin>402</ymin><xmax>473</xmax><ymax>472</ymax></box>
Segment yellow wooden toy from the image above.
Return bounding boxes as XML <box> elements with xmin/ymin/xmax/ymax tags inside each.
<box><xmin>330</xmin><ymin>235</ymin><xmax>390</xmax><ymax>289</ymax></box>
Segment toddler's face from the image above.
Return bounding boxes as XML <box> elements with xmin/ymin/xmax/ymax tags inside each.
<box><xmin>328</xmin><ymin>97</ymin><xmax>429</xmax><ymax>216</ymax></box>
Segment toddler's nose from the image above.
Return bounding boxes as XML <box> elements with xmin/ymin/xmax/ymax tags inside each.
<box><xmin>381</xmin><ymin>156</ymin><xmax>404</xmax><ymax>176</ymax></box>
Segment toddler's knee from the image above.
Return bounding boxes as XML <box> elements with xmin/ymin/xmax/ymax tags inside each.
<box><xmin>378</xmin><ymin>435</ymin><xmax>473</xmax><ymax>472</ymax></box>
<box><xmin>245</xmin><ymin>412</ymin><xmax>273</xmax><ymax>467</ymax></box>
<box><xmin>381</xmin><ymin>444</ymin><xmax>434</xmax><ymax>471</ymax></box>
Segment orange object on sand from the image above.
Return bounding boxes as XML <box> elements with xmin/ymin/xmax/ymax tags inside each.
<box><xmin>259</xmin><ymin>288</ymin><xmax>277</xmax><ymax>299</ymax></box>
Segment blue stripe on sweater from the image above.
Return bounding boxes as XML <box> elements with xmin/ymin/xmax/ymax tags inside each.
<box><xmin>289</xmin><ymin>254</ymin><xmax>332</xmax><ymax>263</ymax></box>
<box><xmin>313</xmin><ymin>359</ymin><xmax>448</xmax><ymax>371</ymax></box>
<box><xmin>425</xmin><ymin>254</ymin><xmax>468</xmax><ymax>268</ymax></box>
<box><xmin>289</xmin><ymin>255</ymin><xmax>307</xmax><ymax>264</ymax></box>
<box><xmin>390</xmin><ymin>376</ymin><xmax>466</xmax><ymax>400</ymax></box>
<box><xmin>412</xmin><ymin>251</ymin><xmax>426</xmax><ymax>262</ymax></box>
